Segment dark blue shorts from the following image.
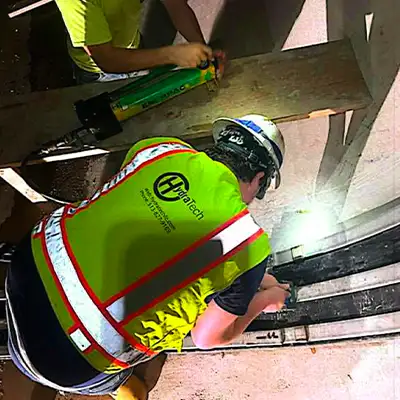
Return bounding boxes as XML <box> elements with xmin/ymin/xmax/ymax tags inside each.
<box><xmin>6</xmin><ymin>236</ymin><xmax>133</xmax><ymax>395</ymax></box>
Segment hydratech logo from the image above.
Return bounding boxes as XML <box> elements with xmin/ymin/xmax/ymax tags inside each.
<box><xmin>154</xmin><ymin>172</ymin><xmax>204</xmax><ymax>220</ymax></box>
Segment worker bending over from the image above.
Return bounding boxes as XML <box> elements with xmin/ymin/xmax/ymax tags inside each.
<box><xmin>55</xmin><ymin>0</ymin><xmax>212</xmax><ymax>84</ymax></box>
<box><xmin>6</xmin><ymin>114</ymin><xmax>289</xmax><ymax>399</ymax></box>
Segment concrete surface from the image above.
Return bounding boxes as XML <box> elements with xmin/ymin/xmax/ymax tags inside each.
<box><xmin>0</xmin><ymin>0</ymin><xmax>399</xmax><ymax>399</ymax></box>
<box><xmin>52</xmin><ymin>338</ymin><xmax>400</xmax><ymax>400</ymax></box>
<box><xmin>149</xmin><ymin>338</ymin><xmax>400</xmax><ymax>400</ymax></box>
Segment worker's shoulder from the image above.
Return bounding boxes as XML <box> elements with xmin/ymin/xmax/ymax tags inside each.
<box><xmin>132</xmin><ymin>137</ymin><xmax>193</xmax><ymax>153</ymax></box>
<box><xmin>55</xmin><ymin>0</ymin><xmax>138</xmax><ymax>10</ymax></box>
<box><xmin>121</xmin><ymin>137</ymin><xmax>193</xmax><ymax>167</ymax></box>
<box><xmin>54</xmin><ymin>0</ymin><xmax>99</xmax><ymax>5</ymax></box>
<box><xmin>54</xmin><ymin>0</ymin><xmax>89</xmax><ymax>8</ymax></box>
<box><xmin>54</xmin><ymin>0</ymin><xmax>104</xmax><ymax>14</ymax></box>
<box><xmin>54</xmin><ymin>0</ymin><xmax>94</xmax><ymax>17</ymax></box>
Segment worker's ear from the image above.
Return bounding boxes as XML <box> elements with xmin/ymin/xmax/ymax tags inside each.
<box><xmin>254</xmin><ymin>171</ymin><xmax>265</xmax><ymax>186</ymax></box>
<box><xmin>240</xmin><ymin>171</ymin><xmax>266</xmax><ymax>204</ymax></box>
<box><xmin>251</xmin><ymin>171</ymin><xmax>265</xmax><ymax>193</ymax></box>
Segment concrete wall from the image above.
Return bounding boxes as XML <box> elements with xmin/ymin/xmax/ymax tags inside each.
<box><xmin>246</xmin><ymin>0</ymin><xmax>400</xmax><ymax>254</ymax></box>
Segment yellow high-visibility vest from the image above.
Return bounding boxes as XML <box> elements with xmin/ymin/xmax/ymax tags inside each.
<box><xmin>31</xmin><ymin>137</ymin><xmax>271</xmax><ymax>374</ymax></box>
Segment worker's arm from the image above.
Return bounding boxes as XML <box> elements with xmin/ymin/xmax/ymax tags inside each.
<box><xmin>86</xmin><ymin>42</ymin><xmax>212</xmax><ymax>73</ymax></box>
<box><xmin>55</xmin><ymin>0</ymin><xmax>211</xmax><ymax>73</ymax></box>
<box><xmin>191</xmin><ymin>286</ymin><xmax>288</xmax><ymax>349</ymax></box>
<box><xmin>162</xmin><ymin>0</ymin><xmax>205</xmax><ymax>44</ymax></box>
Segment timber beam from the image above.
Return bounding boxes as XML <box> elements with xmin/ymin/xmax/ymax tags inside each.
<box><xmin>0</xmin><ymin>39</ymin><xmax>371</xmax><ymax>168</ymax></box>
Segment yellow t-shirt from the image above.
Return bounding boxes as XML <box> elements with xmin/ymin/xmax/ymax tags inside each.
<box><xmin>55</xmin><ymin>0</ymin><xmax>143</xmax><ymax>73</ymax></box>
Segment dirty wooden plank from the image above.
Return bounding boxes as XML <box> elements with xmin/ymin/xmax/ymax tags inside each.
<box><xmin>8</xmin><ymin>0</ymin><xmax>53</xmax><ymax>18</ymax></box>
<box><xmin>0</xmin><ymin>39</ymin><xmax>371</xmax><ymax>168</ymax></box>
<box><xmin>0</xmin><ymin>168</ymin><xmax>46</xmax><ymax>203</ymax></box>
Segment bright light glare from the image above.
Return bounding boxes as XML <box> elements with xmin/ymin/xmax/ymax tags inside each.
<box><xmin>288</xmin><ymin>202</ymin><xmax>336</xmax><ymax>253</ymax></box>
<box><xmin>365</xmin><ymin>13</ymin><xmax>374</xmax><ymax>42</ymax></box>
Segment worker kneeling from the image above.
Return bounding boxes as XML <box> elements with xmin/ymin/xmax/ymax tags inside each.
<box><xmin>6</xmin><ymin>115</ymin><xmax>289</xmax><ymax>399</ymax></box>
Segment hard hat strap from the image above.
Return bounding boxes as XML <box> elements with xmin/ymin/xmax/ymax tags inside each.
<box><xmin>256</xmin><ymin>175</ymin><xmax>271</xmax><ymax>200</ymax></box>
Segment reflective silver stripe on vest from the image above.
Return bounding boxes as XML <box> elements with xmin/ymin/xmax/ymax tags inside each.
<box><xmin>44</xmin><ymin>208</ymin><xmax>126</xmax><ymax>359</ymax></box>
<box><xmin>106</xmin><ymin>212</ymin><xmax>262</xmax><ymax>323</ymax></box>
<box><xmin>130</xmin><ymin>142</ymin><xmax>191</xmax><ymax>166</ymax></box>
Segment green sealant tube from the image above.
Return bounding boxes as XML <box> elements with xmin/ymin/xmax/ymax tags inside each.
<box><xmin>109</xmin><ymin>63</ymin><xmax>217</xmax><ymax>122</ymax></box>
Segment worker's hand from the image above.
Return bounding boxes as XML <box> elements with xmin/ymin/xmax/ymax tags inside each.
<box><xmin>259</xmin><ymin>274</ymin><xmax>291</xmax><ymax>313</ymax></box>
<box><xmin>259</xmin><ymin>273</ymin><xmax>290</xmax><ymax>292</ymax></box>
<box><xmin>166</xmin><ymin>43</ymin><xmax>212</xmax><ymax>68</ymax></box>
<box><xmin>262</xmin><ymin>286</ymin><xmax>290</xmax><ymax>313</ymax></box>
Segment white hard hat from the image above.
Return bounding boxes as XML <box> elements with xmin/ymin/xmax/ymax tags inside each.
<box><xmin>212</xmin><ymin>114</ymin><xmax>285</xmax><ymax>188</ymax></box>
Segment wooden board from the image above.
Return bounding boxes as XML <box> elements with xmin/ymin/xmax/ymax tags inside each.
<box><xmin>8</xmin><ymin>0</ymin><xmax>53</xmax><ymax>18</ymax></box>
<box><xmin>0</xmin><ymin>39</ymin><xmax>371</xmax><ymax>168</ymax></box>
<box><xmin>0</xmin><ymin>168</ymin><xmax>46</xmax><ymax>203</ymax></box>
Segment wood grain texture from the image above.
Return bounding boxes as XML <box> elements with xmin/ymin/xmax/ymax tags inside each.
<box><xmin>0</xmin><ymin>39</ymin><xmax>371</xmax><ymax>167</ymax></box>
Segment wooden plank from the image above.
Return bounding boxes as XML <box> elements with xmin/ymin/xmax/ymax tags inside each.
<box><xmin>0</xmin><ymin>39</ymin><xmax>371</xmax><ymax>168</ymax></box>
<box><xmin>7</xmin><ymin>108</ymin><xmax>340</xmax><ymax>168</ymax></box>
<box><xmin>8</xmin><ymin>0</ymin><xmax>53</xmax><ymax>18</ymax></box>
<box><xmin>0</xmin><ymin>168</ymin><xmax>46</xmax><ymax>203</ymax></box>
